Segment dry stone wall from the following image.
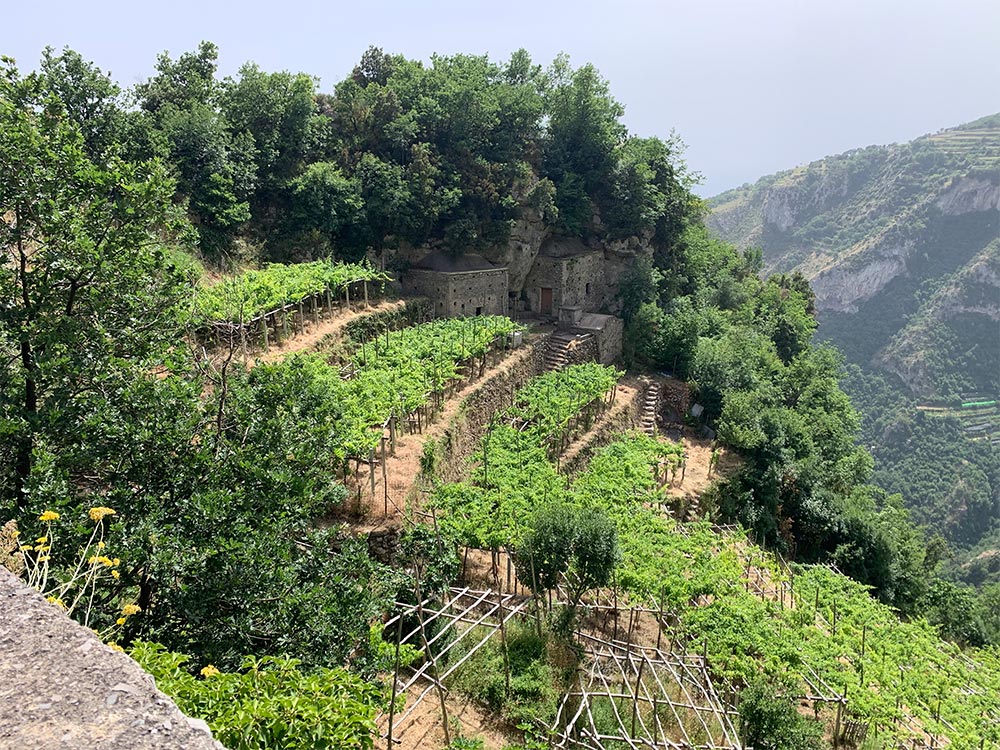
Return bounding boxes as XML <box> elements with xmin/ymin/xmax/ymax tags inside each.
<box><xmin>558</xmin><ymin>384</ymin><xmax>644</xmax><ymax>478</ymax></box>
<box><xmin>431</xmin><ymin>339</ymin><xmax>547</xmax><ymax>485</ymax></box>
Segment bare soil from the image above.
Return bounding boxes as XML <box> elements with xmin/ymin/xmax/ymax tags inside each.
<box><xmin>251</xmin><ymin>299</ymin><xmax>406</xmax><ymax>366</ymax></box>
<box><xmin>380</xmin><ymin>681</ymin><xmax>516</xmax><ymax>750</ymax></box>
<box><xmin>664</xmin><ymin>430</ymin><xmax>738</xmax><ymax>502</ymax></box>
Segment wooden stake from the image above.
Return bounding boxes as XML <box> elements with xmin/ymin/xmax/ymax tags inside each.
<box><xmin>385</xmin><ymin>613</ymin><xmax>404</xmax><ymax>750</ymax></box>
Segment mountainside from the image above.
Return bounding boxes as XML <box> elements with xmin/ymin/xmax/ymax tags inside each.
<box><xmin>707</xmin><ymin>116</ymin><xmax>1000</xmax><ymax>567</ymax></box>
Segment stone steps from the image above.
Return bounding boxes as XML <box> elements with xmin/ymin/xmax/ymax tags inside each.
<box><xmin>543</xmin><ymin>332</ymin><xmax>590</xmax><ymax>371</ymax></box>
<box><xmin>640</xmin><ymin>381</ymin><xmax>661</xmax><ymax>435</ymax></box>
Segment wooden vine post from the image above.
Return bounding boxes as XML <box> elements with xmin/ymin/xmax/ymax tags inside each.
<box><xmin>385</xmin><ymin>613</ymin><xmax>404</xmax><ymax>750</ymax></box>
<box><xmin>413</xmin><ymin>566</ymin><xmax>450</xmax><ymax>745</ymax></box>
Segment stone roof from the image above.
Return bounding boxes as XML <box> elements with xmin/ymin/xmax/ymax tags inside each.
<box><xmin>0</xmin><ymin>567</ymin><xmax>222</xmax><ymax>750</ymax></box>
<box><xmin>412</xmin><ymin>251</ymin><xmax>502</xmax><ymax>272</ymax></box>
<box><xmin>538</xmin><ymin>236</ymin><xmax>597</xmax><ymax>259</ymax></box>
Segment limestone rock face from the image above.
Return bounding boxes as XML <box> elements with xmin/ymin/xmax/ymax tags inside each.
<box><xmin>936</xmin><ymin>175</ymin><xmax>1000</xmax><ymax>215</ymax></box>
<box><xmin>496</xmin><ymin>207</ymin><xmax>549</xmax><ymax>290</ymax></box>
<box><xmin>810</xmin><ymin>240</ymin><xmax>913</xmax><ymax>313</ymax></box>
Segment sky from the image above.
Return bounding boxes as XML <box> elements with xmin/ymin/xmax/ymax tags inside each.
<box><xmin>3</xmin><ymin>0</ymin><xmax>998</xmax><ymax>196</ymax></box>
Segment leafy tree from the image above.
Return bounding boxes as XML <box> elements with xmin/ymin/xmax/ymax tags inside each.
<box><xmin>542</xmin><ymin>56</ymin><xmax>626</xmax><ymax>231</ymax></box>
<box><xmin>0</xmin><ymin>59</ymin><xmax>192</xmax><ymax>508</ymax></box>
<box><xmin>283</xmin><ymin>162</ymin><xmax>364</xmax><ymax>259</ymax></box>
<box><xmin>136</xmin><ymin>41</ymin><xmax>220</xmax><ymax>115</ymax></box>
<box><xmin>737</xmin><ymin>679</ymin><xmax>824</xmax><ymax>750</ymax></box>
<box><xmin>514</xmin><ymin>503</ymin><xmax>620</xmax><ymax>607</ymax></box>
<box><xmin>38</xmin><ymin>47</ymin><xmax>129</xmax><ymax>162</ymax></box>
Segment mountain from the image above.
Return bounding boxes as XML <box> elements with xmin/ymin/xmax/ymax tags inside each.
<box><xmin>706</xmin><ymin>115</ymin><xmax>1000</xmax><ymax>570</ymax></box>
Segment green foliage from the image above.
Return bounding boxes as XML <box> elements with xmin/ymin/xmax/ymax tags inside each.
<box><xmin>433</xmin><ymin>363</ymin><xmax>621</xmax><ymax>550</ymax></box>
<box><xmin>737</xmin><ymin>679</ymin><xmax>823</xmax><ymax>750</ymax></box>
<box><xmin>0</xmin><ymin>58</ymin><xmax>193</xmax><ymax>509</ymax></box>
<box><xmin>34</xmin><ymin>43</ymin><xmax>699</xmax><ymax>261</ymax></box>
<box><xmin>190</xmin><ymin>260</ymin><xmax>389</xmax><ymax>324</ymax></box>
<box><xmin>131</xmin><ymin>641</ymin><xmax>385</xmax><ymax>749</ymax></box>
<box><xmin>447</xmin><ymin>624</ymin><xmax>562</xmax><ymax>728</ymax></box>
<box><xmin>514</xmin><ymin>502</ymin><xmax>620</xmax><ymax>606</ymax></box>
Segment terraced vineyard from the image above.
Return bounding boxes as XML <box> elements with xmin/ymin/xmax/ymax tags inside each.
<box><xmin>191</xmin><ymin>261</ymin><xmax>390</xmax><ymax>325</ymax></box>
<box><xmin>435</xmin><ymin>418</ymin><xmax>1000</xmax><ymax>749</ymax></box>
<box><xmin>255</xmin><ymin>315</ymin><xmax>521</xmax><ymax>463</ymax></box>
<box><xmin>919</xmin><ymin>397</ymin><xmax>1000</xmax><ymax>445</ymax></box>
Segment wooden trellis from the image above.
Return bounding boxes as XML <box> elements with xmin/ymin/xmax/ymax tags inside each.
<box><xmin>551</xmin><ymin>633</ymin><xmax>742</xmax><ymax>750</ymax></box>
<box><xmin>377</xmin><ymin>588</ymin><xmax>745</xmax><ymax>750</ymax></box>
<box><xmin>377</xmin><ymin>587</ymin><xmax>532</xmax><ymax>745</ymax></box>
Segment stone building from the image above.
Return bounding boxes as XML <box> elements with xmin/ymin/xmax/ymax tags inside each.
<box><xmin>521</xmin><ymin>237</ymin><xmax>607</xmax><ymax>319</ymax></box>
<box><xmin>402</xmin><ymin>251</ymin><xmax>509</xmax><ymax>317</ymax></box>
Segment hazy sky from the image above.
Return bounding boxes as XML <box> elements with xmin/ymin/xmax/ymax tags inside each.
<box><xmin>4</xmin><ymin>0</ymin><xmax>998</xmax><ymax>195</ymax></box>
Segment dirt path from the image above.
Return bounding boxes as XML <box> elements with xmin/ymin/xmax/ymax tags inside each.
<box><xmin>341</xmin><ymin>344</ymin><xmax>539</xmax><ymax>533</ymax></box>
<box><xmin>557</xmin><ymin>381</ymin><xmax>640</xmax><ymax>473</ymax></box>
<box><xmin>663</xmin><ymin>431</ymin><xmax>738</xmax><ymax>503</ymax></box>
<box><xmin>251</xmin><ymin>299</ymin><xmax>406</xmax><ymax>366</ymax></box>
<box><xmin>380</xmin><ymin>680</ymin><xmax>515</xmax><ymax>750</ymax></box>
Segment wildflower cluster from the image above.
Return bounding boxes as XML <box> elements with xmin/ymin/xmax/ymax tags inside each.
<box><xmin>17</xmin><ymin>506</ymin><xmax>137</xmax><ymax>634</ymax></box>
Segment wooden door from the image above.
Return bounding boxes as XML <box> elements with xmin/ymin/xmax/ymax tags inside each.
<box><xmin>540</xmin><ymin>287</ymin><xmax>553</xmax><ymax>316</ymax></box>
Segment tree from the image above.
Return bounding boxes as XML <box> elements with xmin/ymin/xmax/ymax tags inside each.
<box><xmin>136</xmin><ymin>42</ymin><xmax>254</xmax><ymax>257</ymax></box>
<box><xmin>514</xmin><ymin>503</ymin><xmax>620</xmax><ymax>609</ymax></box>
<box><xmin>738</xmin><ymin>679</ymin><xmax>823</xmax><ymax>750</ymax></box>
<box><xmin>0</xmin><ymin>60</ymin><xmax>192</xmax><ymax>509</ymax></box>
<box><xmin>38</xmin><ymin>47</ymin><xmax>128</xmax><ymax>162</ymax></box>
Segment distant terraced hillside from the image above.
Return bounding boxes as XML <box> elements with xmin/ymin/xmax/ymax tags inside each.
<box><xmin>707</xmin><ymin>115</ymin><xmax>1000</xmax><ymax>568</ymax></box>
<box><xmin>708</xmin><ymin>114</ymin><xmax>999</xmax><ymax>398</ymax></box>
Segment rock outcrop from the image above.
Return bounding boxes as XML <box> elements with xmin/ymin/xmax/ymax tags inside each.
<box><xmin>0</xmin><ymin>568</ymin><xmax>223</xmax><ymax>750</ymax></box>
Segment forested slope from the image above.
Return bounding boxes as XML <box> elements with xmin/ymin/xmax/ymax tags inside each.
<box><xmin>707</xmin><ymin>117</ymin><xmax>1000</xmax><ymax>579</ymax></box>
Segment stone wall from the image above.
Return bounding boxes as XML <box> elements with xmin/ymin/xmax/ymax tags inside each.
<box><xmin>522</xmin><ymin>250</ymin><xmax>608</xmax><ymax>317</ymax></box>
<box><xmin>404</xmin><ymin>268</ymin><xmax>509</xmax><ymax>318</ymax></box>
<box><xmin>430</xmin><ymin>339</ymin><xmax>547</xmax><ymax>485</ymax></box>
<box><xmin>559</xmin><ymin>250</ymin><xmax>608</xmax><ymax>310</ymax></box>
<box><xmin>0</xmin><ymin>568</ymin><xmax>222</xmax><ymax>750</ymax></box>
<box><xmin>558</xmin><ymin>384</ymin><xmax>644</xmax><ymax>477</ymax></box>
<box><xmin>594</xmin><ymin>316</ymin><xmax>624</xmax><ymax>365</ymax></box>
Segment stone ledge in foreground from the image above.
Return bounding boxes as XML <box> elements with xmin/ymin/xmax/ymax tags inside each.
<box><xmin>0</xmin><ymin>567</ymin><xmax>224</xmax><ymax>750</ymax></box>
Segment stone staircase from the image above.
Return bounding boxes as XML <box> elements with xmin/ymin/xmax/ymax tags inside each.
<box><xmin>640</xmin><ymin>381</ymin><xmax>661</xmax><ymax>435</ymax></box>
<box><xmin>544</xmin><ymin>332</ymin><xmax>591</xmax><ymax>371</ymax></box>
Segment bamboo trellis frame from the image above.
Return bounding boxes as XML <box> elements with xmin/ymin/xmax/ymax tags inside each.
<box><xmin>550</xmin><ymin>631</ymin><xmax>742</xmax><ymax>750</ymax></box>
<box><xmin>376</xmin><ymin>588</ymin><xmax>745</xmax><ymax>750</ymax></box>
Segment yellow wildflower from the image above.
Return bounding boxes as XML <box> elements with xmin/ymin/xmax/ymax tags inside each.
<box><xmin>97</xmin><ymin>541</ymin><xmax>106</xmax><ymax>549</ymax></box>
<box><xmin>111</xmin><ymin>570</ymin><xmax>120</xmax><ymax>580</ymax></box>
<box><xmin>35</xmin><ymin>536</ymin><xmax>47</xmax><ymax>544</ymax></box>
<box><xmin>45</xmin><ymin>596</ymin><xmax>66</xmax><ymax>609</ymax></box>
<box><xmin>34</xmin><ymin>545</ymin><xmax>49</xmax><ymax>552</ymax></box>
<box><xmin>88</xmin><ymin>507</ymin><xmax>116</xmax><ymax>523</ymax></box>
<box><xmin>38</xmin><ymin>510</ymin><xmax>60</xmax><ymax>522</ymax></box>
<box><xmin>116</xmin><ymin>617</ymin><xmax>126</xmax><ymax>625</ymax></box>
<box><xmin>200</xmin><ymin>665</ymin><xmax>220</xmax><ymax>678</ymax></box>
<box><xmin>97</xmin><ymin>556</ymin><xmax>114</xmax><ymax>567</ymax></box>
<box><xmin>88</xmin><ymin>555</ymin><xmax>99</xmax><ymax>565</ymax></box>
<box><xmin>37</xmin><ymin>555</ymin><xmax>50</xmax><ymax>563</ymax></box>
<box><xmin>112</xmin><ymin>558</ymin><xmax>120</xmax><ymax>567</ymax></box>
<box><xmin>121</xmin><ymin>604</ymin><xmax>141</xmax><ymax>617</ymax></box>
<box><xmin>108</xmin><ymin>642</ymin><xmax>125</xmax><ymax>653</ymax></box>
